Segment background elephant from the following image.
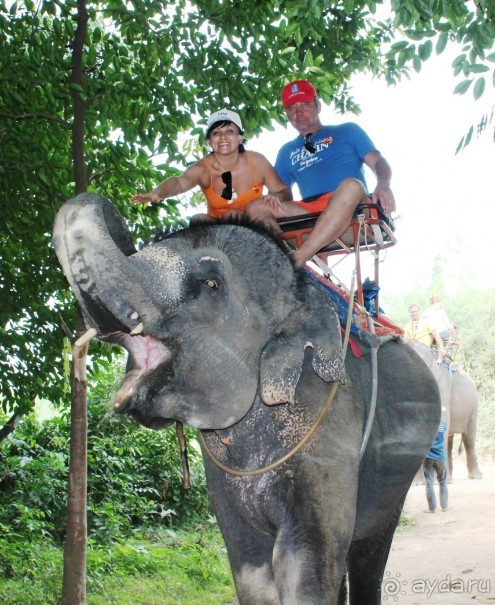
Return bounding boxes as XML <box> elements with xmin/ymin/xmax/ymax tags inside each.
<box><xmin>410</xmin><ymin>343</ymin><xmax>482</xmax><ymax>480</ymax></box>
<box><xmin>54</xmin><ymin>193</ymin><xmax>441</xmax><ymax>605</ymax></box>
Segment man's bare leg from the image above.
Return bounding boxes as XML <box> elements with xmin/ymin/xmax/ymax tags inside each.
<box><xmin>245</xmin><ymin>197</ymin><xmax>306</xmax><ymax>232</ymax></box>
<box><xmin>293</xmin><ymin>178</ymin><xmax>369</xmax><ymax>268</ymax></box>
<box><xmin>246</xmin><ymin>177</ymin><xmax>369</xmax><ymax>268</ymax></box>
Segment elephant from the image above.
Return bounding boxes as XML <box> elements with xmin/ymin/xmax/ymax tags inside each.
<box><xmin>53</xmin><ymin>193</ymin><xmax>441</xmax><ymax>605</ymax></box>
<box><xmin>409</xmin><ymin>342</ymin><xmax>482</xmax><ymax>480</ymax></box>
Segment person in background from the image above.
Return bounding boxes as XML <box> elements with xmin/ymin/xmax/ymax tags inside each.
<box><xmin>423</xmin><ymin>417</ymin><xmax>449</xmax><ymax>513</ymax></box>
<box><xmin>422</xmin><ymin>295</ymin><xmax>457</xmax><ymax>344</ymax></box>
<box><xmin>245</xmin><ymin>79</ymin><xmax>396</xmax><ymax>268</ymax></box>
<box><xmin>403</xmin><ymin>303</ymin><xmax>446</xmax><ymax>363</ymax></box>
<box><xmin>131</xmin><ymin>109</ymin><xmax>291</xmax><ymax>220</ymax></box>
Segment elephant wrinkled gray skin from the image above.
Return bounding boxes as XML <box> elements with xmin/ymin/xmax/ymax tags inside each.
<box><xmin>410</xmin><ymin>343</ymin><xmax>482</xmax><ymax>480</ymax></box>
<box><xmin>53</xmin><ymin>193</ymin><xmax>441</xmax><ymax>605</ymax></box>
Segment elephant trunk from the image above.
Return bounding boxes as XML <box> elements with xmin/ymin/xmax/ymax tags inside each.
<box><xmin>53</xmin><ymin>193</ymin><xmax>186</xmax><ymax>337</ymax></box>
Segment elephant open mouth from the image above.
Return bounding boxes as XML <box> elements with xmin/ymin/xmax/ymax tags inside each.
<box><xmin>101</xmin><ymin>330</ymin><xmax>176</xmax><ymax>429</ymax></box>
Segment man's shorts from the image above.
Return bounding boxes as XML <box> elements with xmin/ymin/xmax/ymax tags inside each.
<box><xmin>293</xmin><ymin>191</ymin><xmax>333</xmax><ymax>213</ymax></box>
<box><xmin>292</xmin><ymin>191</ymin><xmax>374</xmax><ymax>214</ymax></box>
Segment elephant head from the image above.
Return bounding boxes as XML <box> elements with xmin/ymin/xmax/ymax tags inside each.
<box><xmin>53</xmin><ymin>194</ymin><xmax>345</xmax><ymax>430</ymax></box>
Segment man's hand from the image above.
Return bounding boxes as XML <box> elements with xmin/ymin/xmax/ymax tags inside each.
<box><xmin>436</xmin><ymin>348</ymin><xmax>446</xmax><ymax>365</ymax></box>
<box><xmin>372</xmin><ymin>184</ymin><xmax>396</xmax><ymax>216</ymax></box>
<box><xmin>365</xmin><ymin>152</ymin><xmax>396</xmax><ymax>216</ymax></box>
<box><xmin>131</xmin><ymin>193</ymin><xmax>160</xmax><ymax>205</ymax></box>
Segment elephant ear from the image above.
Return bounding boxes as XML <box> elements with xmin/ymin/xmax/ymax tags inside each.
<box><xmin>260</xmin><ymin>281</ymin><xmax>346</xmax><ymax>405</ymax></box>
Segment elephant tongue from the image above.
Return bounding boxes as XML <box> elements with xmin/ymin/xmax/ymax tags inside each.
<box><xmin>103</xmin><ymin>332</ymin><xmax>172</xmax><ymax>372</ymax></box>
<box><xmin>127</xmin><ymin>334</ymin><xmax>171</xmax><ymax>371</ymax></box>
<box><xmin>112</xmin><ymin>333</ymin><xmax>174</xmax><ymax>417</ymax></box>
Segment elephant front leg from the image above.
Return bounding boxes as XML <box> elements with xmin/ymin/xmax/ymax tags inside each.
<box><xmin>215</xmin><ymin>513</ymin><xmax>281</xmax><ymax>605</ymax></box>
<box><xmin>272</xmin><ymin>523</ymin><xmax>349</xmax><ymax>605</ymax></box>
<box><xmin>223</xmin><ymin>521</ymin><xmax>349</xmax><ymax>605</ymax></box>
<box><xmin>347</xmin><ymin>499</ymin><xmax>405</xmax><ymax>605</ymax></box>
<box><xmin>233</xmin><ymin>556</ymin><xmax>281</xmax><ymax>605</ymax></box>
<box><xmin>222</xmin><ymin>489</ymin><xmax>353</xmax><ymax>605</ymax></box>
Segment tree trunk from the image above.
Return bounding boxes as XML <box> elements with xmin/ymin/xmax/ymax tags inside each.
<box><xmin>70</xmin><ymin>0</ymin><xmax>88</xmax><ymax>195</ymax></box>
<box><xmin>61</xmin><ymin>311</ymin><xmax>88</xmax><ymax>605</ymax></box>
<box><xmin>61</xmin><ymin>0</ymin><xmax>89</xmax><ymax>602</ymax></box>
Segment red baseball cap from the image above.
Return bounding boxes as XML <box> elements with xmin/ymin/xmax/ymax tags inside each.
<box><xmin>282</xmin><ymin>80</ymin><xmax>318</xmax><ymax>109</ymax></box>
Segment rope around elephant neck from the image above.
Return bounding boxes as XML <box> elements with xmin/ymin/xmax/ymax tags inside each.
<box><xmin>198</xmin><ymin>381</ymin><xmax>339</xmax><ymax>477</ymax></box>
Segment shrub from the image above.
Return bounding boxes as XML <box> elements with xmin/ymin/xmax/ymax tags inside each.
<box><xmin>0</xmin><ymin>361</ymin><xmax>211</xmax><ymax>560</ymax></box>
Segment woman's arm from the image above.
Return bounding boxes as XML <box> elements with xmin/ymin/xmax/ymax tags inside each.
<box><xmin>131</xmin><ymin>161</ymin><xmax>207</xmax><ymax>204</ymax></box>
<box><xmin>253</xmin><ymin>152</ymin><xmax>292</xmax><ymax>201</ymax></box>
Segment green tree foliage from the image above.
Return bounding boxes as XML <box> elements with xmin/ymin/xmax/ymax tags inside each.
<box><xmin>384</xmin><ymin>278</ymin><xmax>495</xmax><ymax>459</ymax></box>
<box><xmin>1</xmin><ymin>0</ymin><xmax>494</xmax><ymax>418</ymax></box>
<box><xmin>389</xmin><ymin>0</ymin><xmax>495</xmax><ymax>99</ymax></box>
<box><xmin>0</xmin><ymin>361</ymin><xmax>210</xmax><ymax>559</ymax></box>
<box><xmin>446</xmin><ymin>288</ymin><xmax>495</xmax><ymax>458</ymax></box>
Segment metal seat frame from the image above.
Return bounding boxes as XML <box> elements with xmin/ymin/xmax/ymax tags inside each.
<box><xmin>277</xmin><ymin>204</ymin><xmax>397</xmax><ymax>316</ymax></box>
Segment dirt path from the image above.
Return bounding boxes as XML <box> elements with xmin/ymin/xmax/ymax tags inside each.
<box><xmin>384</xmin><ymin>460</ymin><xmax>495</xmax><ymax>604</ymax></box>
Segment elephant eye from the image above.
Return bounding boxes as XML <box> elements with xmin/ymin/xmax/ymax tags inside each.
<box><xmin>202</xmin><ymin>278</ymin><xmax>218</xmax><ymax>289</ymax></box>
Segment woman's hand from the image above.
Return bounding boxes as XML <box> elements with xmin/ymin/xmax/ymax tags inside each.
<box><xmin>261</xmin><ymin>194</ymin><xmax>283</xmax><ymax>211</ymax></box>
<box><xmin>131</xmin><ymin>192</ymin><xmax>160</xmax><ymax>204</ymax></box>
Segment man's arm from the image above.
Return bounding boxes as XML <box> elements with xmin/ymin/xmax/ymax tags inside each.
<box><xmin>363</xmin><ymin>151</ymin><xmax>396</xmax><ymax>216</ymax></box>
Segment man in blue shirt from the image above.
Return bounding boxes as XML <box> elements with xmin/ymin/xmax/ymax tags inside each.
<box><xmin>423</xmin><ymin>418</ymin><xmax>449</xmax><ymax>513</ymax></box>
<box><xmin>248</xmin><ymin>80</ymin><xmax>396</xmax><ymax>268</ymax></box>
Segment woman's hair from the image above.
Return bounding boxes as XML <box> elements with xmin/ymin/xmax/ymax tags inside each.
<box><xmin>205</xmin><ymin>120</ymin><xmax>246</xmax><ymax>153</ymax></box>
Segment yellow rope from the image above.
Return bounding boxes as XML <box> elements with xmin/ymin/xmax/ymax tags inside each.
<box><xmin>198</xmin><ymin>382</ymin><xmax>339</xmax><ymax>477</ymax></box>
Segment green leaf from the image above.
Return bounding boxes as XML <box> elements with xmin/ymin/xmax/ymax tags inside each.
<box><xmin>467</xmin><ymin>64</ymin><xmax>490</xmax><ymax>74</ymax></box>
<box><xmin>390</xmin><ymin>40</ymin><xmax>410</xmax><ymax>51</ymax></box>
<box><xmin>435</xmin><ymin>32</ymin><xmax>448</xmax><ymax>55</ymax></box>
<box><xmin>452</xmin><ymin>53</ymin><xmax>467</xmax><ymax>68</ymax></box>
<box><xmin>397</xmin><ymin>49</ymin><xmax>409</xmax><ymax>68</ymax></box>
<box><xmin>419</xmin><ymin>40</ymin><xmax>432</xmax><ymax>61</ymax></box>
<box><xmin>343</xmin><ymin>0</ymin><xmax>354</xmax><ymax>13</ymax></box>
<box><xmin>472</xmin><ymin>77</ymin><xmax>485</xmax><ymax>100</ymax></box>
<box><xmin>281</xmin><ymin>46</ymin><xmax>296</xmax><ymax>55</ymax></box>
<box><xmin>453</xmin><ymin>79</ymin><xmax>472</xmax><ymax>95</ymax></box>
<box><xmin>53</xmin><ymin>18</ymin><xmax>62</xmax><ymax>38</ymax></box>
<box><xmin>69</xmin><ymin>82</ymin><xmax>84</xmax><ymax>93</ymax></box>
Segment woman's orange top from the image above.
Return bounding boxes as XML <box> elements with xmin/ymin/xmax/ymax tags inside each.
<box><xmin>201</xmin><ymin>153</ymin><xmax>263</xmax><ymax>218</ymax></box>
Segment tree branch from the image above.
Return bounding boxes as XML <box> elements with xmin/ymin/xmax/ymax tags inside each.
<box><xmin>0</xmin><ymin>411</ymin><xmax>25</xmax><ymax>442</ymax></box>
<box><xmin>0</xmin><ymin>111</ymin><xmax>70</xmax><ymax>127</ymax></box>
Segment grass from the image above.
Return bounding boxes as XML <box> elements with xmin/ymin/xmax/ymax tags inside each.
<box><xmin>397</xmin><ymin>507</ymin><xmax>416</xmax><ymax>532</ymax></box>
<box><xmin>0</xmin><ymin>526</ymin><xmax>236</xmax><ymax>605</ymax></box>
